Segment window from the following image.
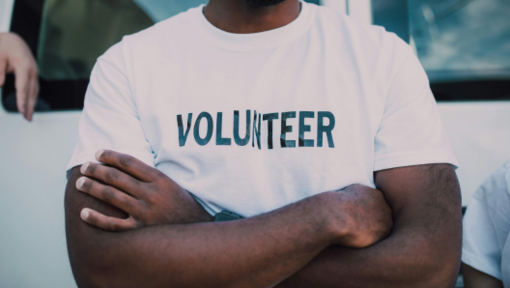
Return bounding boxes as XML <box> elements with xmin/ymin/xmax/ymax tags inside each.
<box><xmin>3</xmin><ymin>0</ymin><xmax>322</xmax><ymax>112</ymax></box>
<box><xmin>3</xmin><ymin>0</ymin><xmax>211</xmax><ymax>112</ymax></box>
<box><xmin>373</xmin><ymin>0</ymin><xmax>510</xmax><ymax>101</ymax></box>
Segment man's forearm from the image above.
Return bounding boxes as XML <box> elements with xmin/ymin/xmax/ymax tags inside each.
<box><xmin>277</xmin><ymin>221</ymin><xmax>458</xmax><ymax>287</ymax></box>
<box><xmin>277</xmin><ymin>164</ymin><xmax>462</xmax><ymax>288</ymax></box>
<box><xmin>66</xmin><ymin>167</ymin><xmax>338</xmax><ymax>288</ymax></box>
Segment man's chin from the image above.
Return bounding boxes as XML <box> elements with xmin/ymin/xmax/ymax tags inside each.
<box><xmin>246</xmin><ymin>0</ymin><xmax>287</xmax><ymax>7</ymax></box>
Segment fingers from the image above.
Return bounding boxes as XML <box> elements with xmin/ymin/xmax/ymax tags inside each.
<box><xmin>76</xmin><ymin>176</ymin><xmax>139</xmax><ymax>215</ymax></box>
<box><xmin>25</xmin><ymin>71</ymin><xmax>38</xmax><ymax>121</ymax></box>
<box><xmin>95</xmin><ymin>150</ymin><xmax>156</xmax><ymax>182</ymax></box>
<box><xmin>0</xmin><ymin>32</ymin><xmax>39</xmax><ymax>121</ymax></box>
<box><xmin>80</xmin><ymin>208</ymin><xmax>138</xmax><ymax>232</ymax></box>
<box><xmin>14</xmin><ymin>64</ymin><xmax>29</xmax><ymax>119</ymax></box>
<box><xmin>80</xmin><ymin>162</ymin><xmax>143</xmax><ymax>198</ymax></box>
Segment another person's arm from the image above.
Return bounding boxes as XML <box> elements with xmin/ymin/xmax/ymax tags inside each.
<box><xmin>461</xmin><ymin>161</ymin><xmax>510</xmax><ymax>288</ymax></box>
<box><xmin>462</xmin><ymin>263</ymin><xmax>503</xmax><ymax>288</ymax></box>
<box><xmin>65</xmin><ymin>151</ymin><xmax>392</xmax><ymax>288</ymax></box>
<box><xmin>277</xmin><ymin>163</ymin><xmax>462</xmax><ymax>288</ymax></box>
<box><xmin>0</xmin><ymin>32</ymin><xmax>39</xmax><ymax>121</ymax></box>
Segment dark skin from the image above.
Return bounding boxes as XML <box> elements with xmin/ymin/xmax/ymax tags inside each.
<box><xmin>277</xmin><ymin>163</ymin><xmax>462</xmax><ymax>288</ymax></box>
<box><xmin>203</xmin><ymin>0</ymin><xmax>301</xmax><ymax>34</ymax></box>
<box><xmin>65</xmin><ymin>0</ymin><xmax>462</xmax><ymax>286</ymax></box>
<box><xmin>67</xmin><ymin>151</ymin><xmax>393</xmax><ymax>288</ymax></box>
<box><xmin>66</xmin><ymin>151</ymin><xmax>461</xmax><ymax>288</ymax></box>
<box><xmin>462</xmin><ymin>263</ymin><xmax>503</xmax><ymax>288</ymax></box>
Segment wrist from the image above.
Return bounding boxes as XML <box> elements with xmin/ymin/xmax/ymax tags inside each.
<box><xmin>312</xmin><ymin>192</ymin><xmax>351</xmax><ymax>245</ymax></box>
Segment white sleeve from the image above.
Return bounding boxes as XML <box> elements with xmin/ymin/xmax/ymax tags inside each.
<box><xmin>373</xmin><ymin>52</ymin><xmax>458</xmax><ymax>171</ymax></box>
<box><xmin>66</xmin><ymin>42</ymin><xmax>155</xmax><ymax>176</ymax></box>
<box><xmin>462</xmin><ymin>161</ymin><xmax>510</xmax><ymax>281</ymax></box>
<box><xmin>462</xmin><ymin>187</ymin><xmax>503</xmax><ymax>280</ymax></box>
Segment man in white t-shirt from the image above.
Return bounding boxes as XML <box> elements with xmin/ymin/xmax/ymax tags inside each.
<box><xmin>462</xmin><ymin>160</ymin><xmax>510</xmax><ymax>288</ymax></box>
<box><xmin>64</xmin><ymin>0</ymin><xmax>462</xmax><ymax>287</ymax></box>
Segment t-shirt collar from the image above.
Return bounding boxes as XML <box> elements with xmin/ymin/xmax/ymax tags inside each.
<box><xmin>186</xmin><ymin>1</ymin><xmax>316</xmax><ymax>52</ymax></box>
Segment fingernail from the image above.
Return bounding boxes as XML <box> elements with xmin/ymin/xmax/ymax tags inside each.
<box><xmin>76</xmin><ymin>177</ymin><xmax>86</xmax><ymax>188</ymax></box>
<box><xmin>95</xmin><ymin>150</ymin><xmax>104</xmax><ymax>160</ymax></box>
<box><xmin>80</xmin><ymin>162</ymin><xmax>90</xmax><ymax>174</ymax></box>
<box><xmin>81</xmin><ymin>209</ymin><xmax>89</xmax><ymax>220</ymax></box>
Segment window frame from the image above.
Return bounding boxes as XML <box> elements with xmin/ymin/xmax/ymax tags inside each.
<box><xmin>372</xmin><ymin>0</ymin><xmax>510</xmax><ymax>102</ymax></box>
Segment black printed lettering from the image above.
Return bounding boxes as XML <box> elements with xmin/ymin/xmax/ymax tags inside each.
<box><xmin>179</xmin><ymin>110</ymin><xmax>335</xmax><ymax>149</ymax></box>
<box><xmin>252</xmin><ymin>111</ymin><xmax>261</xmax><ymax>149</ymax></box>
<box><xmin>177</xmin><ymin>113</ymin><xmax>193</xmax><ymax>147</ymax></box>
<box><xmin>233</xmin><ymin>110</ymin><xmax>251</xmax><ymax>146</ymax></box>
<box><xmin>299</xmin><ymin>111</ymin><xmax>314</xmax><ymax>147</ymax></box>
<box><xmin>263</xmin><ymin>113</ymin><xmax>279</xmax><ymax>150</ymax></box>
<box><xmin>281</xmin><ymin>111</ymin><xmax>296</xmax><ymax>148</ymax></box>
<box><xmin>317</xmin><ymin>111</ymin><xmax>335</xmax><ymax>148</ymax></box>
<box><xmin>216</xmin><ymin>112</ymin><xmax>231</xmax><ymax>146</ymax></box>
<box><xmin>194</xmin><ymin>112</ymin><xmax>213</xmax><ymax>146</ymax></box>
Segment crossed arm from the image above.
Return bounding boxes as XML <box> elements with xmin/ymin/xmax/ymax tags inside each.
<box><xmin>65</xmin><ymin>151</ymin><xmax>462</xmax><ymax>288</ymax></box>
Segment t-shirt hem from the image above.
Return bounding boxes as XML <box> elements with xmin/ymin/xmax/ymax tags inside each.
<box><xmin>190</xmin><ymin>193</ymin><xmax>220</xmax><ymax>216</ymax></box>
<box><xmin>373</xmin><ymin>150</ymin><xmax>458</xmax><ymax>171</ymax></box>
<box><xmin>462</xmin><ymin>250</ymin><xmax>502</xmax><ymax>280</ymax></box>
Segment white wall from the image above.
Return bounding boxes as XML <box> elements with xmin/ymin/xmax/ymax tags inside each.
<box><xmin>0</xmin><ymin>1</ymin><xmax>79</xmax><ymax>287</ymax></box>
<box><xmin>438</xmin><ymin>102</ymin><xmax>510</xmax><ymax>205</ymax></box>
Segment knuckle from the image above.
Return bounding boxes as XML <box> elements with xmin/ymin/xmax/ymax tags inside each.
<box><xmin>101</xmin><ymin>186</ymin><xmax>116</xmax><ymax>202</ymax></box>
<box><xmin>136</xmin><ymin>207</ymin><xmax>150</xmax><ymax>223</ymax></box>
<box><xmin>119</xmin><ymin>155</ymin><xmax>133</xmax><ymax>167</ymax></box>
<box><xmin>104</xmin><ymin>169</ymin><xmax>119</xmax><ymax>182</ymax></box>
<box><xmin>130</xmin><ymin>177</ymin><xmax>141</xmax><ymax>188</ymax></box>
<box><xmin>123</xmin><ymin>199</ymin><xmax>136</xmax><ymax>211</ymax></box>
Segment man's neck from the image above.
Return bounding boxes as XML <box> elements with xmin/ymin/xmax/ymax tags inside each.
<box><xmin>203</xmin><ymin>0</ymin><xmax>301</xmax><ymax>34</ymax></box>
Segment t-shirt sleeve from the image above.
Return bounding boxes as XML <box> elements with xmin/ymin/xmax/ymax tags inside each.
<box><xmin>66</xmin><ymin>42</ymin><xmax>155</xmax><ymax>176</ymax></box>
<box><xmin>373</xmin><ymin>51</ymin><xmax>458</xmax><ymax>171</ymax></box>
<box><xmin>462</xmin><ymin>161</ymin><xmax>510</xmax><ymax>280</ymax></box>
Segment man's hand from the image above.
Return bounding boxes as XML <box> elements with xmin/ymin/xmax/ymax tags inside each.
<box><xmin>67</xmin><ymin>149</ymin><xmax>394</xmax><ymax>287</ymax></box>
<box><xmin>77</xmin><ymin>149</ymin><xmax>393</xmax><ymax>246</ymax></box>
<box><xmin>76</xmin><ymin>149</ymin><xmax>212</xmax><ymax>231</ymax></box>
<box><xmin>331</xmin><ymin>185</ymin><xmax>393</xmax><ymax>248</ymax></box>
<box><xmin>66</xmin><ymin>163</ymin><xmax>392</xmax><ymax>288</ymax></box>
<box><xmin>0</xmin><ymin>32</ymin><xmax>39</xmax><ymax>121</ymax></box>
<box><xmin>277</xmin><ymin>164</ymin><xmax>462</xmax><ymax>288</ymax></box>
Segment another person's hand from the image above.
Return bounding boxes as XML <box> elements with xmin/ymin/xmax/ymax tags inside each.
<box><xmin>322</xmin><ymin>184</ymin><xmax>393</xmax><ymax>248</ymax></box>
<box><xmin>0</xmin><ymin>32</ymin><xmax>39</xmax><ymax>121</ymax></box>
<box><xmin>76</xmin><ymin>150</ymin><xmax>213</xmax><ymax>231</ymax></box>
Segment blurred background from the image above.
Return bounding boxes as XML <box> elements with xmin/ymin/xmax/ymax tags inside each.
<box><xmin>0</xmin><ymin>0</ymin><xmax>508</xmax><ymax>287</ymax></box>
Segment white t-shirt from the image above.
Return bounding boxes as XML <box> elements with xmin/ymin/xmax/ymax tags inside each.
<box><xmin>462</xmin><ymin>160</ymin><xmax>510</xmax><ymax>286</ymax></box>
<box><xmin>67</xmin><ymin>1</ymin><xmax>457</xmax><ymax>217</ymax></box>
